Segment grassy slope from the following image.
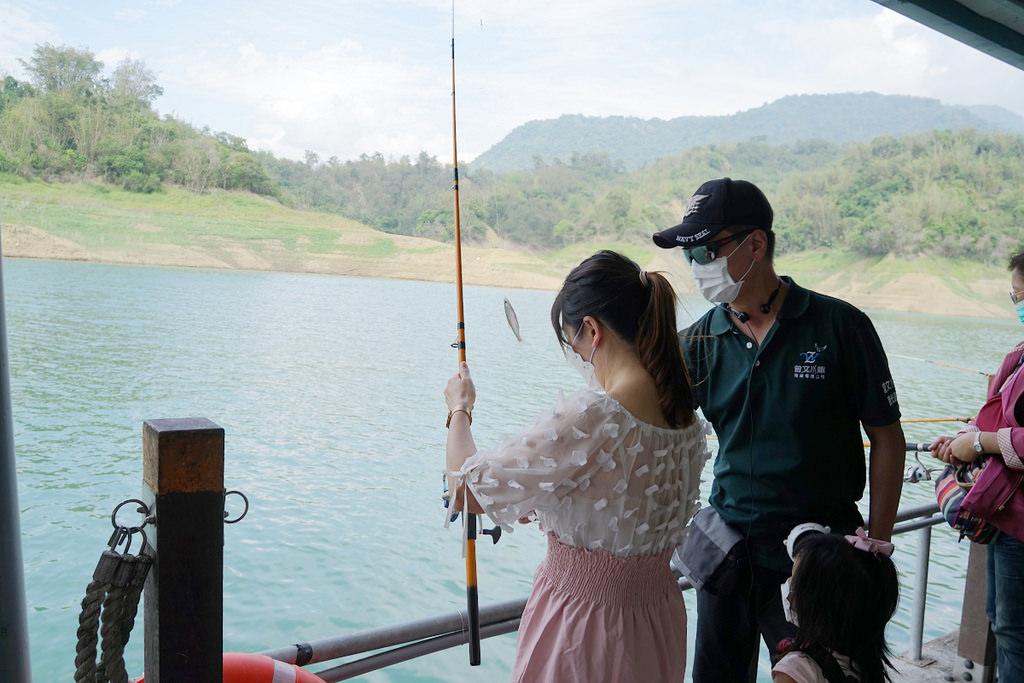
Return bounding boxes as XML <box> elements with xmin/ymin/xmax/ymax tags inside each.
<box><xmin>0</xmin><ymin>175</ymin><xmax>1014</xmax><ymax>320</ymax></box>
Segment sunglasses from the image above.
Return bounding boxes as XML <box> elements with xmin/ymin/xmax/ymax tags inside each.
<box><xmin>682</xmin><ymin>229</ymin><xmax>755</xmax><ymax>265</ymax></box>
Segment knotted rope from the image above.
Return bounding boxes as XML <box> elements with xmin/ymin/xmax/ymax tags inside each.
<box><xmin>74</xmin><ymin>502</ymin><xmax>153</xmax><ymax>683</ymax></box>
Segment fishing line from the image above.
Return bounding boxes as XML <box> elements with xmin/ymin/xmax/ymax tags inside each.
<box><xmin>889</xmin><ymin>353</ymin><xmax>991</xmax><ymax>378</ymax></box>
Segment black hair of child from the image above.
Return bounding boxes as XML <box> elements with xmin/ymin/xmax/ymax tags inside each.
<box><xmin>789</xmin><ymin>532</ymin><xmax>900</xmax><ymax>683</ymax></box>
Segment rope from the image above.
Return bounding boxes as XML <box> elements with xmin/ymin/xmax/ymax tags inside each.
<box><xmin>97</xmin><ymin>583</ymin><xmax>129</xmax><ymax>683</ymax></box>
<box><xmin>102</xmin><ymin>554</ymin><xmax>151</xmax><ymax>683</ymax></box>
<box><xmin>74</xmin><ymin>539</ymin><xmax>152</xmax><ymax>683</ymax></box>
<box><xmin>74</xmin><ymin>550</ymin><xmax>121</xmax><ymax>683</ymax></box>
<box><xmin>73</xmin><ymin>577</ymin><xmax>104</xmax><ymax>681</ymax></box>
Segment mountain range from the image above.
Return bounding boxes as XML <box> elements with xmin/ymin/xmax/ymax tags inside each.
<box><xmin>468</xmin><ymin>92</ymin><xmax>1024</xmax><ymax>173</ymax></box>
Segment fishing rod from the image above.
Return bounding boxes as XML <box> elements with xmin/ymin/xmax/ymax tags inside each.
<box><xmin>889</xmin><ymin>353</ymin><xmax>991</xmax><ymax>378</ymax></box>
<box><xmin>704</xmin><ymin>417</ymin><xmax>970</xmax><ymax>446</ymax></box>
<box><xmin>449</xmin><ymin>6</ymin><xmax>481</xmax><ymax>666</ymax></box>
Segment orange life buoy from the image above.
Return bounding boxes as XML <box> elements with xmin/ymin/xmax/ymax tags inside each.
<box><xmin>136</xmin><ymin>652</ymin><xmax>327</xmax><ymax>683</ymax></box>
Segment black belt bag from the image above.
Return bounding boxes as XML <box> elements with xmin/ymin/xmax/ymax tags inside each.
<box><xmin>672</xmin><ymin>505</ymin><xmax>746</xmax><ymax>594</ymax></box>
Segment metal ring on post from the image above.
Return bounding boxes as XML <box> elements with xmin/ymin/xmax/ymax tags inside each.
<box><xmin>223</xmin><ymin>490</ymin><xmax>249</xmax><ymax>524</ymax></box>
<box><xmin>111</xmin><ymin>498</ymin><xmax>153</xmax><ymax>531</ymax></box>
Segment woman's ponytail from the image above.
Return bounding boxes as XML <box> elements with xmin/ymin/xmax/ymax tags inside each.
<box><xmin>636</xmin><ymin>271</ymin><xmax>695</xmax><ymax>428</ymax></box>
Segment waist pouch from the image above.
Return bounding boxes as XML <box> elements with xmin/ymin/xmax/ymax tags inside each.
<box><xmin>672</xmin><ymin>505</ymin><xmax>746</xmax><ymax>594</ymax></box>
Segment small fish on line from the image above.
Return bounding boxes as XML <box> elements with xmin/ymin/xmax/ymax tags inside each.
<box><xmin>504</xmin><ymin>298</ymin><xmax>522</xmax><ymax>342</ymax></box>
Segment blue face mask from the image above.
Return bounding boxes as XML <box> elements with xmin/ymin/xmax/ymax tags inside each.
<box><xmin>1017</xmin><ymin>299</ymin><xmax>1024</xmax><ymax>325</ymax></box>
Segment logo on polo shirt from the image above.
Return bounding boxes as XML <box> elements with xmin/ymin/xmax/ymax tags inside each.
<box><xmin>794</xmin><ymin>344</ymin><xmax>828</xmax><ymax>379</ymax></box>
<box><xmin>882</xmin><ymin>379</ymin><xmax>898</xmax><ymax>406</ymax></box>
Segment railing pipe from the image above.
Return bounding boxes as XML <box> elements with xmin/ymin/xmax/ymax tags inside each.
<box><xmin>314</xmin><ymin>619</ymin><xmax>521</xmax><ymax>682</ymax></box>
<box><xmin>261</xmin><ymin>598</ymin><xmax>526</xmax><ymax>666</ymax></box>
<box><xmin>907</xmin><ymin>525</ymin><xmax>932</xmax><ymax>663</ymax></box>
<box><xmin>894</xmin><ymin>502</ymin><xmax>939</xmax><ymax>524</ymax></box>
<box><xmin>893</xmin><ymin>515</ymin><xmax>943</xmax><ymax>535</ymax></box>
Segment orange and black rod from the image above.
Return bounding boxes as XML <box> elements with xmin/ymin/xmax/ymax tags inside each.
<box><xmin>450</xmin><ymin>19</ymin><xmax>481</xmax><ymax>667</ymax></box>
<box><xmin>451</xmin><ymin>35</ymin><xmax>466</xmax><ymax>367</ymax></box>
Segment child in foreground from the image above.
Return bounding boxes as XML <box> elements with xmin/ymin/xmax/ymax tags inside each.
<box><xmin>772</xmin><ymin>528</ymin><xmax>900</xmax><ymax>683</ymax></box>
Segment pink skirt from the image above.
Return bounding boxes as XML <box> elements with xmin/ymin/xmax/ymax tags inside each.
<box><xmin>511</xmin><ymin>534</ymin><xmax>686</xmax><ymax>683</ymax></box>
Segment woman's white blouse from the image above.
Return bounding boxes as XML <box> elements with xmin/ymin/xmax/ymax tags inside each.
<box><xmin>451</xmin><ymin>389</ymin><xmax>710</xmax><ymax>557</ymax></box>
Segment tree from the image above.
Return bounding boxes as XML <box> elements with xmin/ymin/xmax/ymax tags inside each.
<box><xmin>171</xmin><ymin>138</ymin><xmax>219</xmax><ymax>193</ymax></box>
<box><xmin>20</xmin><ymin>43</ymin><xmax>104</xmax><ymax>98</ymax></box>
<box><xmin>219</xmin><ymin>152</ymin><xmax>272</xmax><ymax>193</ymax></box>
<box><xmin>0</xmin><ymin>96</ymin><xmax>48</xmax><ymax>175</ymax></box>
<box><xmin>0</xmin><ymin>76</ymin><xmax>34</xmax><ymax>114</ymax></box>
<box><xmin>110</xmin><ymin>58</ymin><xmax>163</xmax><ymax>107</ymax></box>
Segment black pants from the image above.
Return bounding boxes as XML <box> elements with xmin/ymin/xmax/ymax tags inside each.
<box><xmin>692</xmin><ymin>555</ymin><xmax>796</xmax><ymax>683</ymax></box>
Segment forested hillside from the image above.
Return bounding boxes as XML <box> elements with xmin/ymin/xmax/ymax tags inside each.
<box><xmin>0</xmin><ymin>44</ymin><xmax>276</xmax><ymax>197</ymax></box>
<box><xmin>470</xmin><ymin>93</ymin><xmax>1024</xmax><ymax>173</ymax></box>
<box><xmin>2</xmin><ymin>44</ymin><xmax>1023</xmax><ymax>266</ymax></box>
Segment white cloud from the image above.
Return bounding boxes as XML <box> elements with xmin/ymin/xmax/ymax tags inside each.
<box><xmin>95</xmin><ymin>48</ymin><xmax>135</xmax><ymax>69</ymax></box>
<box><xmin>2</xmin><ymin>0</ymin><xmax>1024</xmax><ymax>163</ymax></box>
<box><xmin>0</xmin><ymin>4</ymin><xmax>55</xmax><ymax>79</ymax></box>
<box><xmin>162</xmin><ymin>38</ymin><xmax>445</xmax><ymax>161</ymax></box>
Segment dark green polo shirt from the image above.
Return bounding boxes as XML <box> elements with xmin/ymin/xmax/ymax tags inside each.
<box><xmin>682</xmin><ymin>277</ymin><xmax>900</xmax><ymax>568</ymax></box>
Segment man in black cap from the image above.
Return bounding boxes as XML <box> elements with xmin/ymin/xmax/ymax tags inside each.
<box><xmin>653</xmin><ymin>178</ymin><xmax>906</xmax><ymax>682</ymax></box>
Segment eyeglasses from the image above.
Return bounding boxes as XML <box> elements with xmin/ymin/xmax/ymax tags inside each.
<box><xmin>1011</xmin><ymin>290</ymin><xmax>1024</xmax><ymax>305</ymax></box>
<box><xmin>682</xmin><ymin>230</ymin><xmax>754</xmax><ymax>265</ymax></box>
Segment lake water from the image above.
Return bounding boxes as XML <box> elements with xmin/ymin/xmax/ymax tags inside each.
<box><xmin>7</xmin><ymin>257</ymin><xmax>1023</xmax><ymax>682</ymax></box>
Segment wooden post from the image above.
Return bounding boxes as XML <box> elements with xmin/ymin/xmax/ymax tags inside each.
<box><xmin>953</xmin><ymin>541</ymin><xmax>996</xmax><ymax>682</ymax></box>
<box><xmin>142</xmin><ymin>418</ymin><xmax>224</xmax><ymax>683</ymax></box>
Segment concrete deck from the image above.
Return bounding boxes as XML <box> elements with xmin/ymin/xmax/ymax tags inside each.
<box><xmin>892</xmin><ymin>631</ymin><xmax>992</xmax><ymax>683</ymax></box>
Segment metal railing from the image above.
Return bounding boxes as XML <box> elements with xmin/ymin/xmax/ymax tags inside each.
<box><xmin>892</xmin><ymin>502</ymin><xmax>945</xmax><ymax>664</ymax></box>
<box><xmin>260</xmin><ymin>500</ymin><xmax>947</xmax><ymax>682</ymax></box>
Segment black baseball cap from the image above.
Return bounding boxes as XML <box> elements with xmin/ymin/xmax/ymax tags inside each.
<box><xmin>652</xmin><ymin>178</ymin><xmax>773</xmax><ymax>248</ymax></box>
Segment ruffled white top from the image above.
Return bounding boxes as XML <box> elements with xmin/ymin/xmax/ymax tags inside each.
<box><xmin>449</xmin><ymin>389</ymin><xmax>710</xmax><ymax>557</ymax></box>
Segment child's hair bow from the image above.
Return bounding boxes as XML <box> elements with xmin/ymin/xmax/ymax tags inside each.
<box><xmin>844</xmin><ymin>526</ymin><xmax>895</xmax><ymax>556</ymax></box>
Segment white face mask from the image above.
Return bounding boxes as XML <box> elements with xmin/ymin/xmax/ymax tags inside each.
<box><xmin>566</xmin><ymin>325</ymin><xmax>602</xmax><ymax>391</ymax></box>
<box><xmin>780</xmin><ymin>578</ymin><xmax>799</xmax><ymax>626</ymax></box>
<box><xmin>690</xmin><ymin>234</ymin><xmax>754</xmax><ymax>304</ymax></box>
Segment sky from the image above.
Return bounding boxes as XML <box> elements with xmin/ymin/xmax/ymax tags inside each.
<box><xmin>2</xmin><ymin>0</ymin><xmax>1023</xmax><ymax>164</ymax></box>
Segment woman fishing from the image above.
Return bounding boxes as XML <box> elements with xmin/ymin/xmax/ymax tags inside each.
<box><xmin>930</xmin><ymin>248</ymin><xmax>1024</xmax><ymax>681</ymax></box>
<box><xmin>444</xmin><ymin>249</ymin><xmax>709</xmax><ymax>682</ymax></box>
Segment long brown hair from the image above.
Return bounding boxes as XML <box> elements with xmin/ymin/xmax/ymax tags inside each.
<box><xmin>550</xmin><ymin>250</ymin><xmax>696</xmax><ymax>427</ymax></box>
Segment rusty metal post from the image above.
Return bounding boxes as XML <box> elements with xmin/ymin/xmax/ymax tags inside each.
<box><xmin>142</xmin><ymin>418</ymin><xmax>224</xmax><ymax>683</ymax></box>
<box><xmin>953</xmin><ymin>541</ymin><xmax>996</xmax><ymax>682</ymax></box>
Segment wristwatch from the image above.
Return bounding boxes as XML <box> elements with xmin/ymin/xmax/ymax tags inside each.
<box><xmin>973</xmin><ymin>431</ymin><xmax>984</xmax><ymax>454</ymax></box>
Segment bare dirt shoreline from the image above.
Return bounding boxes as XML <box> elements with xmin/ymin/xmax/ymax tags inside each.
<box><xmin>1</xmin><ymin>222</ymin><xmax>1014</xmax><ymax>322</ymax></box>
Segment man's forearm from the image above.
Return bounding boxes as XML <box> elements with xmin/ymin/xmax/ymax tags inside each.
<box><xmin>866</xmin><ymin>421</ymin><xmax>906</xmax><ymax>541</ymax></box>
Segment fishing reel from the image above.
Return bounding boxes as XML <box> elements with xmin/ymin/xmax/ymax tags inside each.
<box><xmin>903</xmin><ymin>446</ymin><xmax>942</xmax><ymax>483</ymax></box>
<box><xmin>904</xmin><ymin>460</ymin><xmax>930</xmax><ymax>483</ymax></box>
<box><xmin>442</xmin><ymin>475</ymin><xmax>502</xmax><ymax>543</ymax></box>
<box><xmin>481</xmin><ymin>525</ymin><xmax>501</xmax><ymax>544</ymax></box>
